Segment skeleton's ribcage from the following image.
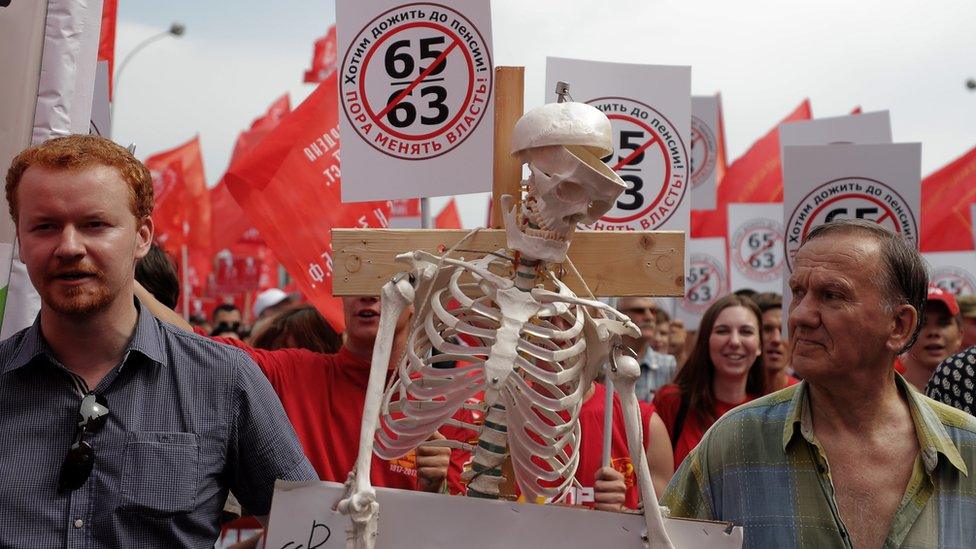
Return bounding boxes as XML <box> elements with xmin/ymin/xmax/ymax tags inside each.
<box><xmin>373</xmin><ymin>263</ymin><xmax>590</xmax><ymax>502</ymax></box>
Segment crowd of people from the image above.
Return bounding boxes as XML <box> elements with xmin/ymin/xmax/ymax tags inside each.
<box><xmin>2</xmin><ymin>135</ymin><xmax>976</xmax><ymax>547</ymax></box>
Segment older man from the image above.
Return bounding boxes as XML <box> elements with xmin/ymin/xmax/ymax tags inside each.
<box><xmin>617</xmin><ymin>296</ymin><xmax>677</xmax><ymax>401</ymax></box>
<box><xmin>663</xmin><ymin>219</ymin><xmax>976</xmax><ymax>548</ymax></box>
<box><xmin>0</xmin><ymin>135</ymin><xmax>315</xmax><ymax>547</ymax></box>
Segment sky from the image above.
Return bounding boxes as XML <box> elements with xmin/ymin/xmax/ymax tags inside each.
<box><xmin>113</xmin><ymin>0</ymin><xmax>976</xmax><ymax>228</ymax></box>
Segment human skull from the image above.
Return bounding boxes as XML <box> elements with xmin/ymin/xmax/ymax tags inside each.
<box><xmin>504</xmin><ymin>102</ymin><xmax>626</xmax><ymax>263</ymax></box>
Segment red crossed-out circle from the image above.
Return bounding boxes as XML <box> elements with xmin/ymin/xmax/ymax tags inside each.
<box><xmin>602</xmin><ymin>113</ymin><xmax>674</xmax><ymax>224</ymax></box>
<box><xmin>359</xmin><ymin>21</ymin><xmax>475</xmax><ymax>142</ymax></box>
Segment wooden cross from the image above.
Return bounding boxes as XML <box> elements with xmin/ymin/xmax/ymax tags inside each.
<box><xmin>332</xmin><ymin>67</ymin><xmax>685</xmax><ymax>298</ymax></box>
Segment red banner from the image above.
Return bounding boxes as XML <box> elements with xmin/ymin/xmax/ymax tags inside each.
<box><xmin>691</xmin><ymin>99</ymin><xmax>812</xmax><ymax>238</ymax></box>
<box><xmin>920</xmin><ymin>144</ymin><xmax>976</xmax><ymax>251</ymax></box>
<box><xmin>145</xmin><ymin>136</ymin><xmax>213</xmax><ymax>292</ymax></box>
<box><xmin>435</xmin><ymin>198</ymin><xmax>462</xmax><ymax>229</ymax></box>
<box><xmin>391</xmin><ymin>198</ymin><xmax>421</xmax><ymax>218</ymax></box>
<box><xmin>303</xmin><ymin>25</ymin><xmax>337</xmax><ymax>84</ymax></box>
<box><xmin>225</xmin><ymin>73</ymin><xmax>391</xmax><ymax>332</ymax></box>
<box><xmin>212</xmin><ymin>94</ymin><xmax>291</xmax><ymax>254</ymax></box>
<box><xmin>98</xmin><ymin>0</ymin><xmax>117</xmax><ymax>97</ymax></box>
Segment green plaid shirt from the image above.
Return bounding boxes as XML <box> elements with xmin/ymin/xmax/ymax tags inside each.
<box><xmin>662</xmin><ymin>375</ymin><xmax>976</xmax><ymax>548</ymax></box>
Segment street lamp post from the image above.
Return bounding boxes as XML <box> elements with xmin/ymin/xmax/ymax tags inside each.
<box><xmin>111</xmin><ymin>22</ymin><xmax>186</xmax><ymax>122</ymax></box>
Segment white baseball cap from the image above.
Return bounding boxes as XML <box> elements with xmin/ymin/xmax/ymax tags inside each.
<box><xmin>253</xmin><ymin>288</ymin><xmax>290</xmax><ymax>318</ymax></box>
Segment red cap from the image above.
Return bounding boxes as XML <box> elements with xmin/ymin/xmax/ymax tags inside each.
<box><xmin>927</xmin><ymin>285</ymin><xmax>960</xmax><ymax>316</ymax></box>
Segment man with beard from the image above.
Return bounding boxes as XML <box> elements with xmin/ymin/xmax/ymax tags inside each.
<box><xmin>752</xmin><ymin>292</ymin><xmax>799</xmax><ymax>392</ymax></box>
<box><xmin>617</xmin><ymin>296</ymin><xmax>677</xmax><ymax>402</ymax></box>
<box><xmin>0</xmin><ymin>136</ymin><xmax>315</xmax><ymax>547</ymax></box>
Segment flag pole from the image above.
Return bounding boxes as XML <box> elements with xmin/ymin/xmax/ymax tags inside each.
<box><xmin>181</xmin><ymin>244</ymin><xmax>190</xmax><ymax>319</ymax></box>
<box><xmin>420</xmin><ymin>197</ymin><xmax>431</xmax><ymax>228</ymax></box>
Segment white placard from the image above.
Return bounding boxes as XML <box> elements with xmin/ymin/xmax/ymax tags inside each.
<box><xmin>90</xmin><ymin>60</ymin><xmax>112</xmax><ymax>138</ymax></box>
<box><xmin>545</xmin><ymin>58</ymin><xmax>691</xmax><ymax>234</ymax></box>
<box><xmin>782</xmin><ymin>143</ymin><xmax>921</xmax><ymax>322</ymax></box>
<box><xmin>265</xmin><ymin>480</ymin><xmax>743</xmax><ymax>548</ymax></box>
<box><xmin>674</xmin><ymin>237</ymin><xmax>727</xmax><ymax>331</ymax></box>
<box><xmin>925</xmin><ymin>251</ymin><xmax>976</xmax><ymax>297</ymax></box>
<box><xmin>727</xmin><ymin>203</ymin><xmax>785</xmax><ymax>294</ymax></box>
<box><xmin>337</xmin><ymin>0</ymin><xmax>494</xmax><ymax>202</ymax></box>
<box><xmin>690</xmin><ymin>95</ymin><xmax>720</xmax><ymax>210</ymax></box>
<box><xmin>779</xmin><ymin>111</ymin><xmax>892</xmax><ymax>150</ymax></box>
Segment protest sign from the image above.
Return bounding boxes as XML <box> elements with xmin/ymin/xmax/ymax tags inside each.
<box><xmin>779</xmin><ymin>110</ymin><xmax>891</xmax><ymax>150</ymax></box>
<box><xmin>691</xmin><ymin>95</ymin><xmax>720</xmax><ymax>210</ymax></box>
<box><xmin>265</xmin><ymin>480</ymin><xmax>743</xmax><ymax>548</ymax></box>
<box><xmin>336</xmin><ymin>0</ymin><xmax>494</xmax><ymax>202</ymax></box>
<box><xmin>674</xmin><ymin>237</ymin><xmax>727</xmax><ymax>331</ymax></box>
<box><xmin>727</xmin><ymin>203</ymin><xmax>785</xmax><ymax>294</ymax></box>
<box><xmin>925</xmin><ymin>251</ymin><xmax>976</xmax><ymax>297</ymax></box>
<box><xmin>545</xmin><ymin>58</ymin><xmax>691</xmax><ymax>234</ymax></box>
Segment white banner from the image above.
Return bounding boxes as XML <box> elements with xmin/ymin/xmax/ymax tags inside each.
<box><xmin>0</xmin><ymin>0</ymin><xmax>48</xmax><ymax>244</ymax></box>
<box><xmin>675</xmin><ymin>237</ymin><xmax>727</xmax><ymax>331</ymax></box>
<box><xmin>545</xmin><ymin>58</ymin><xmax>691</xmax><ymax>236</ymax></box>
<box><xmin>336</xmin><ymin>0</ymin><xmax>494</xmax><ymax>202</ymax></box>
<box><xmin>265</xmin><ymin>480</ymin><xmax>743</xmax><ymax>548</ymax></box>
<box><xmin>727</xmin><ymin>203</ymin><xmax>785</xmax><ymax>294</ymax></box>
<box><xmin>690</xmin><ymin>95</ymin><xmax>720</xmax><ymax>210</ymax></box>
<box><xmin>779</xmin><ymin>110</ymin><xmax>892</xmax><ymax>151</ymax></box>
<box><xmin>925</xmin><ymin>251</ymin><xmax>976</xmax><ymax>297</ymax></box>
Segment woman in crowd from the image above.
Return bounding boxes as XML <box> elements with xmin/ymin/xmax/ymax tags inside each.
<box><xmin>652</xmin><ymin>294</ymin><xmax>766</xmax><ymax>467</ymax></box>
<box><xmin>250</xmin><ymin>304</ymin><xmax>342</xmax><ymax>354</ymax></box>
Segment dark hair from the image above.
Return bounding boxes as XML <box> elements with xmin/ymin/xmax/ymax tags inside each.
<box><xmin>673</xmin><ymin>294</ymin><xmax>766</xmax><ymax>424</ymax></box>
<box><xmin>135</xmin><ymin>244</ymin><xmax>180</xmax><ymax>310</ymax></box>
<box><xmin>654</xmin><ymin>308</ymin><xmax>671</xmax><ymax>323</ymax></box>
<box><xmin>752</xmin><ymin>292</ymin><xmax>782</xmax><ymax>315</ymax></box>
<box><xmin>251</xmin><ymin>304</ymin><xmax>341</xmax><ymax>354</ymax></box>
<box><xmin>212</xmin><ymin>303</ymin><xmax>240</xmax><ymax>321</ymax></box>
<box><xmin>733</xmin><ymin>288</ymin><xmax>758</xmax><ymax>301</ymax></box>
<box><xmin>802</xmin><ymin>219</ymin><xmax>927</xmax><ymax>353</ymax></box>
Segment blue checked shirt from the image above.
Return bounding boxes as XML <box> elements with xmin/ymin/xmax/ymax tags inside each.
<box><xmin>634</xmin><ymin>346</ymin><xmax>677</xmax><ymax>403</ymax></box>
<box><xmin>662</xmin><ymin>375</ymin><xmax>976</xmax><ymax>548</ymax></box>
<box><xmin>0</xmin><ymin>300</ymin><xmax>316</xmax><ymax>548</ymax></box>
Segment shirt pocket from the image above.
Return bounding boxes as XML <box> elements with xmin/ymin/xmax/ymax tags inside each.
<box><xmin>119</xmin><ymin>431</ymin><xmax>200</xmax><ymax>516</ymax></box>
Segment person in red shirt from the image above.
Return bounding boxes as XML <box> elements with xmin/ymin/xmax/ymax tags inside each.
<box><xmin>902</xmin><ymin>285</ymin><xmax>963</xmax><ymax>391</ymax></box>
<box><xmin>753</xmin><ymin>292</ymin><xmax>800</xmax><ymax>392</ymax></box>
<box><xmin>137</xmin><ymin>287</ymin><xmax>451</xmax><ymax>493</ymax></box>
<box><xmin>653</xmin><ymin>294</ymin><xmax>766</xmax><ymax>467</ymax></box>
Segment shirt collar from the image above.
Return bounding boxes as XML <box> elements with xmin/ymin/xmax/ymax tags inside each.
<box><xmin>4</xmin><ymin>298</ymin><xmax>167</xmax><ymax>375</ymax></box>
<box><xmin>782</xmin><ymin>374</ymin><xmax>968</xmax><ymax>477</ymax></box>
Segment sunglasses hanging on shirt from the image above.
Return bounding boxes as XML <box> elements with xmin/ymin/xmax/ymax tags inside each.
<box><xmin>58</xmin><ymin>392</ymin><xmax>109</xmax><ymax>492</ymax></box>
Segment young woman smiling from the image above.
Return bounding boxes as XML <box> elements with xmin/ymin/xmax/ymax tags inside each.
<box><xmin>652</xmin><ymin>295</ymin><xmax>766</xmax><ymax>467</ymax></box>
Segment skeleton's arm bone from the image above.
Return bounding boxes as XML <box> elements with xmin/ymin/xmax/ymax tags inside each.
<box><xmin>340</xmin><ymin>275</ymin><xmax>415</xmax><ymax>508</ymax></box>
<box><xmin>609</xmin><ymin>346</ymin><xmax>674</xmax><ymax>549</ymax></box>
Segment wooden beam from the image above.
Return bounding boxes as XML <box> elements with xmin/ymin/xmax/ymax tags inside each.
<box><xmin>491</xmin><ymin>66</ymin><xmax>525</xmax><ymax>229</ymax></box>
<box><xmin>332</xmin><ymin>228</ymin><xmax>684</xmax><ymax>297</ymax></box>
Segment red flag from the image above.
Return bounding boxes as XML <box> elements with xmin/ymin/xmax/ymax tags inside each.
<box><xmin>225</xmin><ymin>73</ymin><xmax>391</xmax><ymax>332</ymax></box>
<box><xmin>147</xmin><ymin>159</ymin><xmax>188</xmax><ymax>250</ymax></box>
<box><xmin>691</xmin><ymin>99</ymin><xmax>812</xmax><ymax>238</ymax></box>
<box><xmin>391</xmin><ymin>198</ymin><xmax>421</xmax><ymax>218</ymax></box>
<box><xmin>850</xmin><ymin>106</ymin><xmax>862</xmax><ymax>115</ymax></box>
<box><xmin>303</xmin><ymin>25</ymin><xmax>337</xmax><ymax>84</ymax></box>
<box><xmin>212</xmin><ymin>95</ymin><xmax>292</xmax><ymax>254</ymax></box>
<box><xmin>435</xmin><ymin>198</ymin><xmax>462</xmax><ymax>229</ymax></box>
<box><xmin>98</xmin><ymin>0</ymin><xmax>117</xmax><ymax>97</ymax></box>
<box><xmin>920</xmin><ymin>145</ymin><xmax>976</xmax><ymax>251</ymax></box>
<box><xmin>145</xmin><ymin>137</ymin><xmax>213</xmax><ymax>291</ymax></box>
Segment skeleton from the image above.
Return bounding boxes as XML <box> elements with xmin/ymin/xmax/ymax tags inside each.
<box><xmin>338</xmin><ymin>88</ymin><xmax>674</xmax><ymax>548</ymax></box>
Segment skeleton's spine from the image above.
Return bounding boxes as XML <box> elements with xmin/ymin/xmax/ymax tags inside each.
<box><xmin>465</xmin><ymin>403</ymin><xmax>509</xmax><ymax>499</ymax></box>
<box><xmin>514</xmin><ymin>256</ymin><xmax>540</xmax><ymax>292</ymax></box>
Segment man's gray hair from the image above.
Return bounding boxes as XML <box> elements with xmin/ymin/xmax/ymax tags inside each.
<box><xmin>802</xmin><ymin>219</ymin><xmax>928</xmax><ymax>354</ymax></box>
